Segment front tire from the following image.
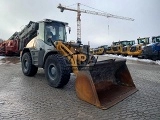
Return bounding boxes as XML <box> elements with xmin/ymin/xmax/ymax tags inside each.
<box><xmin>44</xmin><ymin>54</ymin><xmax>71</xmax><ymax>88</ymax></box>
<box><xmin>21</xmin><ymin>52</ymin><xmax>38</xmax><ymax>76</ymax></box>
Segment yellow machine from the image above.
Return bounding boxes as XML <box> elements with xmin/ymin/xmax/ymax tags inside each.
<box><xmin>97</xmin><ymin>47</ymin><xmax>104</xmax><ymax>55</ymax></box>
<box><xmin>121</xmin><ymin>40</ymin><xmax>135</xmax><ymax>56</ymax></box>
<box><xmin>112</xmin><ymin>41</ymin><xmax>136</xmax><ymax>56</ymax></box>
<box><xmin>21</xmin><ymin>19</ymin><xmax>137</xmax><ymax>109</ymax></box>
<box><xmin>93</xmin><ymin>48</ymin><xmax>99</xmax><ymax>55</ymax></box>
<box><xmin>95</xmin><ymin>45</ymin><xmax>108</xmax><ymax>55</ymax></box>
<box><xmin>112</xmin><ymin>41</ymin><xmax>135</xmax><ymax>55</ymax></box>
<box><xmin>112</xmin><ymin>42</ymin><xmax>121</xmax><ymax>55</ymax></box>
<box><xmin>128</xmin><ymin>37</ymin><xmax>150</xmax><ymax>57</ymax></box>
<box><xmin>106</xmin><ymin>46</ymin><xmax>114</xmax><ymax>54</ymax></box>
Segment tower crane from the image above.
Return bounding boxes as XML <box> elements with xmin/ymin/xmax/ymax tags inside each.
<box><xmin>57</xmin><ymin>3</ymin><xmax>134</xmax><ymax>44</ymax></box>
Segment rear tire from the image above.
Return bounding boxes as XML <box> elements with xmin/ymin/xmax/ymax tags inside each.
<box><xmin>21</xmin><ymin>52</ymin><xmax>38</xmax><ymax>76</ymax></box>
<box><xmin>44</xmin><ymin>54</ymin><xmax>71</xmax><ymax>88</ymax></box>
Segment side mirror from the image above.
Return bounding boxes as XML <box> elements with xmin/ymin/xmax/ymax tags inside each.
<box><xmin>68</xmin><ymin>27</ymin><xmax>71</xmax><ymax>34</ymax></box>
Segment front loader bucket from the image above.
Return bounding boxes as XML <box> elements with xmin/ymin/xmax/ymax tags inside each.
<box><xmin>75</xmin><ymin>59</ymin><xmax>138</xmax><ymax>109</ymax></box>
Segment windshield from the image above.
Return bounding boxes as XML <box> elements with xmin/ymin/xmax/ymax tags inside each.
<box><xmin>152</xmin><ymin>36</ymin><xmax>160</xmax><ymax>43</ymax></box>
<box><xmin>113</xmin><ymin>42</ymin><xmax>119</xmax><ymax>45</ymax></box>
<box><xmin>137</xmin><ymin>38</ymin><xmax>149</xmax><ymax>44</ymax></box>
<box><xmin>116</xmin><ymin>42</ymin><xmax>119</xmax><ymax>45</ymax></box>
<box><xmin>107</xmin><ymin>47</ymin><xmax>111</xmax><ymax>50</ymax></box>
<box><xmin>128</xmin><ymin>41</ymin><xmax>135</xmax><ymax>45</ymax></box>
<box><xmin>102</xmin><ymin>45</ymin><xmax>108</xmax><ymax>48</ymax></box>
<box><xmin>120</xmin><ymin>41</ymin><xmax>128</xmax><ymax>46</ymax></box>
<box><xmin>45</xmin><ymin>22</ymin><xmax>66</xmax><ymax>43</ymax></box>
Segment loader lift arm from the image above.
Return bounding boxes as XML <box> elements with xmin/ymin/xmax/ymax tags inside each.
<box><xmin>54</xmin><ymin>41</ymin><xmax>87</xmax><ymax>74</ymax></box>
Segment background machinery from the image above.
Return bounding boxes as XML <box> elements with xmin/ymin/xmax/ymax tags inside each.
<box><xmin>112</xmin><ymin>40</ymin><xmax>135</xmax><ymax>55</ymax></box>
<box><xmin>95</xmin><ymin>45</ymin><xmax>108</xmax><ymax>55</ymax></box>
<box><xmin>18</xmin><ymin>21</ymin><xmax>38</xmax><ymax>52</ymax></box>
<box><xmin>0</xmin><ymin>32</ymin><xmax>19</xmax><ymax>56</ymax></box>
<box><xmin>0</xmin><ymin>39</ymin><xmax>19</xmax><ymax>56</ymax></box>
<box><xmin>106</xmin><ymin>45</ymin><xmax>114</xmax><ymax>54</ymax></box>
<box><xmin>128</xmin><ymin>37</ymin><xmax>150</xmax><ymax>57</ymax></box>
<box><xmin>121</xmin><ymin>40</ymin><xmax>135</xmax><ymax>56</ymax></box>
<box><xmin>0</xmin><ymin>21</ymin><xmax>38</xmax><ymax>56</ymax></box>
<box><xmin>112</xmin><ymin>41</ymin><xmax>121</xmax><ymax>55</ymax></box>
<box><xmin>0</xmin><ymin>41</ymin><xmax>6</xmax><ymax>55</ymax></box>
<box><xmin>21</xmin><ymin>19</ymin><xmax>137</xmax><ymax>109</ymax></box>
<box><xmin>93</xmin><ymin>48</ymin><xmax>99</xmax><ymax>55</ymax></box>
<box><xmin>142</xmin><ymin>36</ymin><xmax>160</xmax><ymax>60</ymax></box>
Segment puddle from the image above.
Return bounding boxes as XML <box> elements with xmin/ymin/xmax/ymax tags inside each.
<box><xmin>0</xmin><ymin>101</ymin><xmax>5</xmax><ymax>104</ymax></box>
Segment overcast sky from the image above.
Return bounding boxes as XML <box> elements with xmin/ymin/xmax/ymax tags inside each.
<box><xmin>0</xmin><ymin>0</ymin><xmax>159</xmax><ymax>48</ymax></box>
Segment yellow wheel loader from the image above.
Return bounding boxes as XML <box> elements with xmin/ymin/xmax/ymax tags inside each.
<box><xmin>121</xmin><ymin>40</ymin><xmax>135</xmax><ymax>56</ymax></box>
<box><xmin>128</xmin><ymin>37</ymin><xmax>150</xmax><ymax>57</ymax></box>
<box><xmin>106</xmin><ymin>46</ymin><xmax>114</xmax><ymax>54</ymax></box>
<box><xmin>112</xmin><ymin>41</ymin><xmax>131</xmax><ymax>55</ymax></box>
<box><xmin>97</xmin><ymin>47</ymin><xmax>104</xmax><ymax>55</ymax></box>
<box><xmin>21</xmin><ymin>19</ymin><xmax>137</xmax><ymax>109</ymax></box>
<box><xmin>112</xmin><ymin>42</ymin><xmax>122</xmax><ymax>55</ymax></box>
<box><xmin>96</xmin><ymin>45</ymin><xmax>108</xmax><ymax>55</ymax></box>
<box><xmin>93</xmin><ymin>48</ymin><xmax>99</xmax><ymax>55</ymax></box>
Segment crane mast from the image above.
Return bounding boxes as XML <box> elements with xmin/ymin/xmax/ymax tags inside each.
<box><xmin>77</xmin><ymin>3</ymin><xmax>81</xmax><ymax>43</ymax></box>
<box><xmin>57</xmin><ymin>3</ymin><xmax>134</xmax><ymax>43</ymax></box>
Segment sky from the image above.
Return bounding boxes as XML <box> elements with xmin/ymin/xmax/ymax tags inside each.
<box><xmin>0</xmin><ymin>0</ymin><xmax>160</xmax><ymax>48</ymax></box>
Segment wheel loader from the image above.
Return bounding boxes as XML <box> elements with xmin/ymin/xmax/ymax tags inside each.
<box><xmin>95</xmin><ymin>45</ymin><xmax>108</xmax><ymax>55</ymax></box>
<box><xmin>21</xmin><ymin>19</ymin><xmax>137</xmax><ymax>109</ymax></box>
<box><xmin>128</xmin><ymin>37</ymin><xmax>150</xmax><ymax>57</ymax></box>
<box><xmin>106</xmin><ymin>46</ymin><xmax>114</xmax><ymax>54</ymax></box>
<box><xmin>112</xmin><ymin>41</ymin><xmax>122</xmax><ymax>55</ymax></box>
<box><xmin>112</xmin><ymin>41</ymin><xmax>131</xmax><ymax>55</ymax></box>
<box><xmin>142</xmin><ymin>36</ymin><xmax>160</xmax><ymax>60</ymax></box>
<box><xmin>121</xmin><ymin>40</ymin><xmax>135</xmax><ymax>56</ymax></box>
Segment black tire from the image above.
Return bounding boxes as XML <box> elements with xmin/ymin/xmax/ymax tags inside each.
<box><xmin>102</xmin><ymin>50</ymin><xmax>105</xmax><ymax>55</ymax></box>
<box><xmin>44</xmin><ymin>54</ymin><xmax>71</xmax><ymax>88</ymax></box>
<box><xmin>152</xmin><ymin>56</ymin><xmax>158</xmax><ymax>61</ymax></box>
<box><xmin>21</xmin><ymin>52</ymin><xmax>38</xmax><ymax>76</ymax></box>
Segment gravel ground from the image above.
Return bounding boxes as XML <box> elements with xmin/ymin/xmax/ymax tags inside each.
<box><xmin>0</xmin><ymin>56</ymin><xmax>160</xmax><ymax>120</ymax></box>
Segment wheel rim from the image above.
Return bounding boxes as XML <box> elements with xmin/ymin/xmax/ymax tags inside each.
<box><xmin>48</xmin><ymin>64</ymin><xmax>57</xmax><ymax>81</ymax></box>
<box><xmin>24</xmin><ymin>59</ymin><xmax>29</xmax><ymax>71</ymax></box>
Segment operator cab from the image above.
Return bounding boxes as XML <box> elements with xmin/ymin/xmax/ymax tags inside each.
<box><xmin>152</xmin><ymin>36</ymin><xmax>160</xmax><ymax>43</ymax></box>
<box><xmin>38</xmin><ymin>19</ymin><xmax>68</xmax><ymax>46</ymax></box>
<box><xmin>137</xmin><ymin>37</ymin><xmax>150</xmax><ymax>45</ymax></box>
<box><xmin>128</xmin><ymin>40</ymin><xmax>135</xmax><ymax>46</ymax></box>
<box><xmin>119</xmin><ymin>41</ymin><xmax>129</xmax><ymax>46</ymax></box>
